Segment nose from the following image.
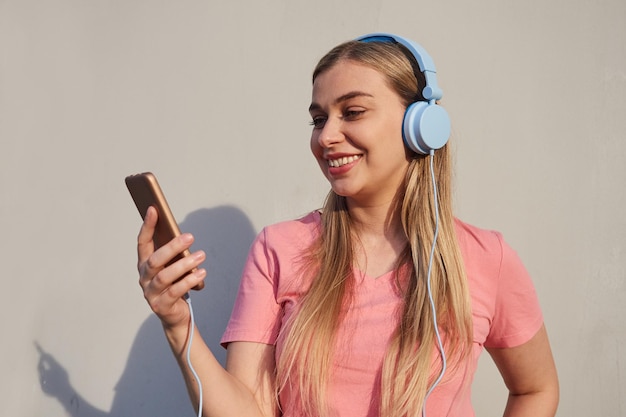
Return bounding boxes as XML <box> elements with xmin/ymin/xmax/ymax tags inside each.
<box><xmin>316</xmin><ymin>117</ymin><xmax>343</xmax><ymax>148</ymax></box>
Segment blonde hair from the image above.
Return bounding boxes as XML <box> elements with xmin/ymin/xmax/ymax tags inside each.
<box><xmin>276</xmin><ymin>40</ymin><xmax>473</xmax><ymax>416</ymax></box>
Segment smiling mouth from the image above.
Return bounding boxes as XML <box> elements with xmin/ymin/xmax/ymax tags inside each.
<box><xmin>327</xmin><ymin>155</ymin><xmax>362</xmax><ymax>168</ymax></box>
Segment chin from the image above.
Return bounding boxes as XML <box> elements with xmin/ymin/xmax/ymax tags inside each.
<box><xmin>329</xmin><ymin>184</ymin><xmax>358</xmax><ymax>199</ymax></box>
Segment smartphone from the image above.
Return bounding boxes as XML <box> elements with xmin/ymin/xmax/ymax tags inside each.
<box><xmin>125</xmin><ymin>172</ymin><xmax>204</xmax><ymax>290</ymax></box>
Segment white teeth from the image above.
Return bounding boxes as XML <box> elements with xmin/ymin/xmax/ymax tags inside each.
<box><xmin>328</xmin><ymin>155</ymin><xmax>360</xmax><ymax>167</ymax></box>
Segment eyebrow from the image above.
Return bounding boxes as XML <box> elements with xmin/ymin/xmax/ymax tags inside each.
<box><xmin>308</xmin><ymin>91</ymin><xmax>374</xmax><ymax>113</ymax></box>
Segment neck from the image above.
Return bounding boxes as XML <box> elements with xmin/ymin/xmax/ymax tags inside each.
<box><xmin>347</xmin><ymin>198</ymin><xmax>401</xmax><ymax>237</ymax></box>
<box><xmin>343</xmin><ymin>193</ymin><xmax>408</xmax><ymax>279</ymax></box>
<box><xmin>346</xmin><ymin>187</ymin><xmax>408</xmax><ymax>245</ymax></box>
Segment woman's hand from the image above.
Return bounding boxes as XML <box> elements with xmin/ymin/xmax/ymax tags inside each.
<box><xmin>136</xmin><ymin>206</ymin><xmax>207</xmax><ymax>330</ymax></box>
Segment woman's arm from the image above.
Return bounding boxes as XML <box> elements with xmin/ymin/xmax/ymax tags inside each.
<box><xmin>486</xmin><ymin>324</ymin><xmax>559</xmax><ymax>417</ymax></box>
<box><xmin>164</xmin><ymin>327</ymin><xmax>278</xmax><ymax>417</ymax></box>
<box><xmin>137</xmin><ymin>207</ymin><xmax>278</xmax><ymax>417</ymax></box>
<box><xmin>226</xmin><ymin>342</ymin><xmax>280</xmax><ymax>416</ymax></box>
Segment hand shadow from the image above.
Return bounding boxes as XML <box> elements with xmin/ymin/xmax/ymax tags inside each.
<box><xmin>36</xmin><ymin>205</ymin><xmax>257</xmax><ymax>417</ymax></box>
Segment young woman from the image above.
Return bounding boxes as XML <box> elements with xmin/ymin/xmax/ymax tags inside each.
<box><xmin>136</xmin><ymin>33</ymin><xmax>559</xmax><ymax>417</ymax></box>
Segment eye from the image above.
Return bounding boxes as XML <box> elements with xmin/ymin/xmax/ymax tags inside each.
<box><xmin>342</xmin><ymin>108</ymin><xmax>365</xmax><ymax>120</ymax></box>
<box><xmin>309</xmin><ymin>116</ymin><xmax>327</xmax><ymax>129</ymax></box>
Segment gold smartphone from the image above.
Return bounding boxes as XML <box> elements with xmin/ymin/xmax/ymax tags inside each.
<box><xmin>125</xmin><ymin>172</ymin><xmax>204</xmax><ymax>290</ymax></box>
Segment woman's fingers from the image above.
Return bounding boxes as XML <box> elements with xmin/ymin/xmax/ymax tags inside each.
<box><xmin>149</xmin><ymin>267</ymin><xmax>207</xmax><ymax>309</ymax></box>
<box><xmin>135</xmin><ymin>206</ymin><xmax>207</xmax><ymax>326</ymax></box>
<box><xmin>137</xmin><ymin>206</ymin><xmax>157</xmax><ymax>268</ymax></box>
<box><xmin>137</xmin><ymin>206</ymin><xmax>198</xmax><ymax>288</ymax></box>
<box><xmin>144</xmin><ymin>259</ymin><xmax>207</xmax><ymax>328</ymax></box>
<box><xmin>149</xmin><ymin>248</ymin><xmax>206</xmax><ymax>292</ymax></box>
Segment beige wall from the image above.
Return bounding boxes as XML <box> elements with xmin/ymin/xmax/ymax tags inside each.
<box><xmin>1</xmin><ymin>1</ymin><xmax>624</xmax><ymax>416</ymax></box>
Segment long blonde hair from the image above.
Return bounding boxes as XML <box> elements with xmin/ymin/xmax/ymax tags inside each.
<box><xmin>276</xmin><ymin>40</ymin><xmax>473</xmax><ymax>416</ymax></box>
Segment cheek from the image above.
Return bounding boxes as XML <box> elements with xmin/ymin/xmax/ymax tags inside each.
<box><xmin>310</xmin><ymin>133</ymin><xmax>322</xmax><ymax>158</ymax></box>
<box><xmin>309</xmin><ymin>134</ymin><xmax>330</xmax><ymax>176</ymax></box>
<box><xmin>384</xmin><ymin>118</ymin><xmax>408</xmax><ymax>153</ymax></box>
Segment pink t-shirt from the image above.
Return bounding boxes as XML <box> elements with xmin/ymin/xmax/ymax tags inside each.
<box><xmin>221</xmin><ymin>212</ymin><xmax>543</xmax><ymax>416</ymax></box>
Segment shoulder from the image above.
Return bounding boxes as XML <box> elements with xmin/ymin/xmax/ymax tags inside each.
<box><xmin>261</xmin><ymin>211</ymin><xmax>321</xmax><ymax>243</ymax></box>
<box><xmin>453</xmin><ymin>217</ymin><xmax>529</xmax><ymax>285</ymax></box>
<box><xmin>240</xmin><ymin>211</ymin><xmax>321</xmax><ymax>287</ymax></box>
<box><xmin>454</xmin><ymin>217</ymin><xmax>505</xmax><ymax>261</ymax></box>
<box><xmin>251</xmin><ymin>211</ymin><xmax>321</xmax><ymax>262</ymax></box>
<box><xmin>455</xmin><ymin>219</ymin><xmax>543</xmax><ymax>347</ymax></box>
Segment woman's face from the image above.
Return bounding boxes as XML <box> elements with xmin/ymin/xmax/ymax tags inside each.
<box><xmin>309</xmin><ymin>60</ymin><xmax>410</xmax><ymax>205</ymax></box>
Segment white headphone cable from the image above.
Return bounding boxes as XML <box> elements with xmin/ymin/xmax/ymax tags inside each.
<box><xmin>184</xmin><ymin>292</ymin><xmax>204</xmax><ymax>417</ymax></box>
<box><xmin>422</xmin><ymin>150</ymin><xmax>447</xmax><ymax>417</ymax></box>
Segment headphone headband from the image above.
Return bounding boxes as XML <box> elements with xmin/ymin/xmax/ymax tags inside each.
<box><xmin>355</xmin><ymin>32</ymin><xmax>443</xmax><ymax>101</ymax></box>
<box><xmin>355</xmin><ymin>32</ymin><xmax>450</xmax><ymax>154</ymax></box>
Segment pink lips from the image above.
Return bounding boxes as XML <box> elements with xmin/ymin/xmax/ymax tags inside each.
<box><xmin>326</xmin><ymin>154</ymin><xmax>362</xmax><ymax>176</ymax></box>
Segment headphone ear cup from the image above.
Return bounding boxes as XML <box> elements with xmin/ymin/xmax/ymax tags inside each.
<box><xmin>403</xmin><ymin>102</ymin><xmax>451</xmax><ymax>154</ymax></box>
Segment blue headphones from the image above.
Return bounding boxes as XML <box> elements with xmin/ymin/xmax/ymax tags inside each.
<box><xmin>356</xmin><ymin>33</ymin><xmax>451</xmax><ymax>155</ymax></box>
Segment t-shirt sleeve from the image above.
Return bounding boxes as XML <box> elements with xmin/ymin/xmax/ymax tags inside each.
<box><xmin>484</xmin><ymin>233</ymin><xmax>544</xmax><ymax>349</ymax></box>
<box><xmin>220</xmin><ymin>228</ymin><xmax>283</xmax><ymax>347</ymax></box>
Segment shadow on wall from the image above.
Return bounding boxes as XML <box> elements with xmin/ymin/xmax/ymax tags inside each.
<box><xmin>36</xmin><ymin>205</ymin><xmax>257</xmax><ymax>417</ymax></box>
